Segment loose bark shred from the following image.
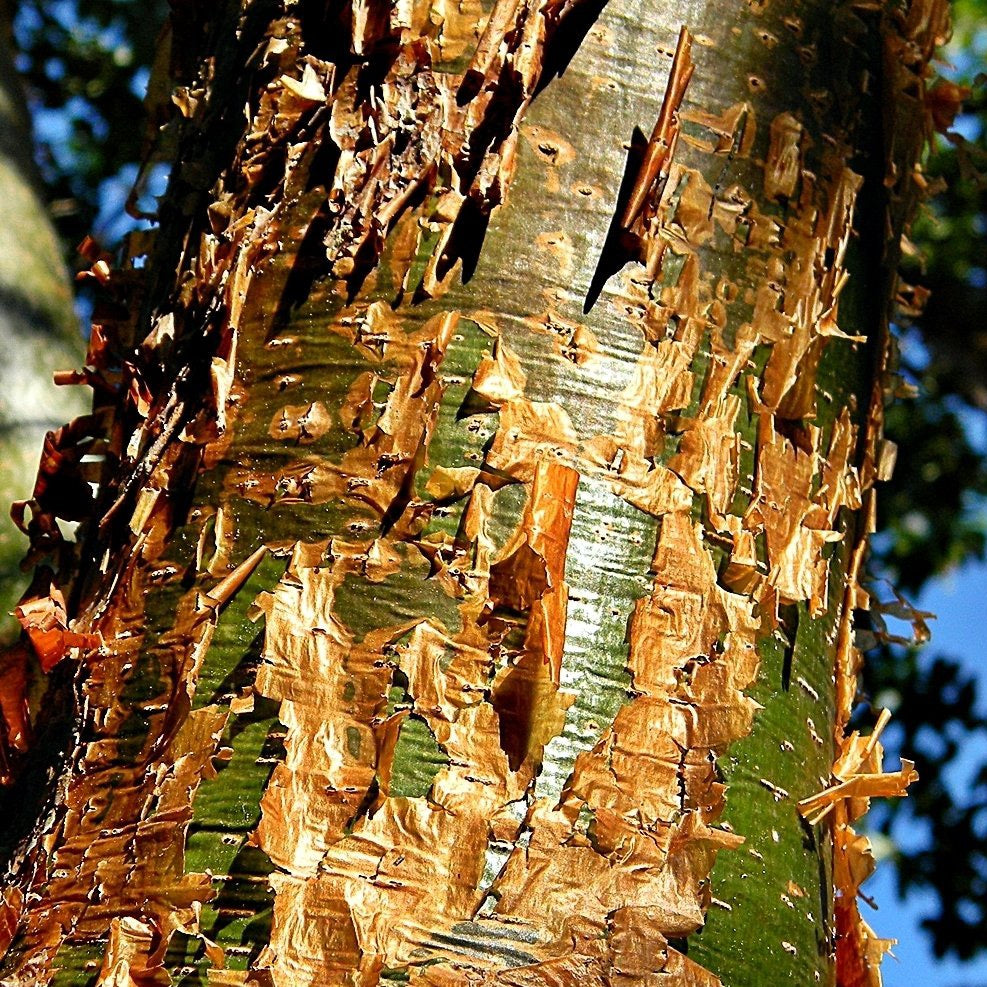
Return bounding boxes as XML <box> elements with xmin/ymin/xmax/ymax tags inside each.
<box><xmin>621</xmin><ymin>27</ymin><xmax>695</xmax><ymax>229</ymax></box>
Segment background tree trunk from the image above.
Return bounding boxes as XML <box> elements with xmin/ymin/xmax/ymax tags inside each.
<box><xmin>0</xmin><ymin>0</ymin><xmax>942</xmax><ymax>984</ymax></box>
<box><xmin>0</xmin><ymin>0</ymin><xmax>87</xmax><ymax>645</ymax></box>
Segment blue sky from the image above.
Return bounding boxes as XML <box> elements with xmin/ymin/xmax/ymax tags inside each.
<box><xmin>870</xmin><ymin>561</ymin><xmax>987</xmax><ymax>987</ymax></box>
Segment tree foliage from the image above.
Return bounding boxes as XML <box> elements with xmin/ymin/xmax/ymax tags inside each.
<box><xmin>859</xmin><ymin>0</ymin><xmax>987</xmax><ymax>960</ymax></box>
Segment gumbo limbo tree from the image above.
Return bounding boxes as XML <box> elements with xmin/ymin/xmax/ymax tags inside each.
<box><xmin>0</xmin><ymin>0</ymin><xmax>946</xmax><ymax>983</ymax></box>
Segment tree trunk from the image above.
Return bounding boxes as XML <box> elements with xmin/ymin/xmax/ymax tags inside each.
<box><xmin>0</xmin><ymin>0</ymin><xmax>943</xmax><ymax>984</ymax></box>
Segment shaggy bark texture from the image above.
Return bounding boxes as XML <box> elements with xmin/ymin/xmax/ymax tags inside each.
<box><xmin>0</xmin><ymin>0</ymin><xmax>943</xmax><ymax>984</ymax></box>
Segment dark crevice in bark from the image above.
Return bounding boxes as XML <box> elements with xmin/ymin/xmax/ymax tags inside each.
<box><xmin>779</xmin><ymin>604</ymin><xmax>798</xmax><ymax>692</ymax></box>
<box><xmin>270</xmin><ymin>199</ymin><xmax>336</xmax><ymax>336</ymax></box>
<box><xmin>535</xmin><ymin>0</ymin><xmax>610</xmax><ymax>96</ymax></box>
<box><xmin>432</xmin><ymin>195</ymin><xmax>492</xmax><ymax>286</ymax></box>
<box><xmin>584</xmin><ymin>126</ymin><xmax>647</xmax><ymax>313</ymax></box>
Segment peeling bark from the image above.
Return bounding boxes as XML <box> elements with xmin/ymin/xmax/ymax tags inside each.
<box><xmin>0</xmin><ymin>0</ymin><xmax>946</xmax><ymax>985</ymax></box>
